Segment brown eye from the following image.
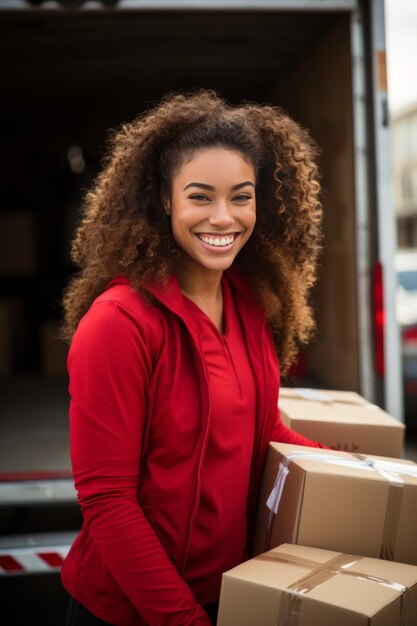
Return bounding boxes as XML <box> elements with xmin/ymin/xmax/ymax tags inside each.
<box><xmin>189</xmin><ymin>194</ymin><xmax>210</xmax><ymax>201</ymax></box>
<box><xmin>233</xmin><ymin>194</ymin><xmax>252</xmax><ymax>202</ymax></box>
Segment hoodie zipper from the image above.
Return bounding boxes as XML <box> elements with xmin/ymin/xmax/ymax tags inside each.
<box><xmin>247</xmin><ymin>321</ymin><xmax>275</xmax><ymax>549</ymax></box>
<box><xmin>221</xmin><ymin>336</ymin><xmax>243</xmax><ymax>401</ymax></box>
<box><xmin>180</xmin><ymin>340</ymin><xmax>212</xmax><ymax>576</ymax></box>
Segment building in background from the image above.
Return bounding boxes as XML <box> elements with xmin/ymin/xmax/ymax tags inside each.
<box><xmin>392</xmin><ymin>103</ymin><xmax>417</xmax><ymax>248</ymax></box>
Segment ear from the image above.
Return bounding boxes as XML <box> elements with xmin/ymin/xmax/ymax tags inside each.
<box><xmin>161</xmin><ymin>190</ymin><xmax>171</xmax><ymax>216</ymax></box>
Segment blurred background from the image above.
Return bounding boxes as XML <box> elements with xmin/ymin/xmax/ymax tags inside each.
<box><xmin>0</xmin><ymin>0</ymin><xmax>416</xmax><ymax>624</ymax></box>
<box><xmin>385</xmin><ymin>0</ymin><xmax>417</xmax><ymax>430</ymax></box>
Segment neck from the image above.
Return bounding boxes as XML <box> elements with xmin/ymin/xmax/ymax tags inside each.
<box><xmin>176</xmin><ymin>258</ymin><xmax>228</xmax><ymax>333</ymax></box>
<box><xmin>178</xmin><ymin>263</ymin><xmax>223</xmax><ymax>304</ymax></box>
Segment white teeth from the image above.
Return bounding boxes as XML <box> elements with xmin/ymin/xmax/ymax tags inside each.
<box><xmin>199</xmin><ymin>235</ymin><xmax>234</xmax><ymax>247</ymax></box>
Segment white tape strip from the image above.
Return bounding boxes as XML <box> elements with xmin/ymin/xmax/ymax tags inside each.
<box><xmin>266</xmin><ymin>462</ymin><xmax>290</xmax><ymax>514</ymax></box>
<box><xmin>293</xmin><ymin>388</ymin><xmax>333</xmax><ymax>402</ymax></box>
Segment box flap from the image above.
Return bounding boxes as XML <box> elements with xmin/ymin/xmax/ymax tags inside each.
<box><xmin>279</xmin><ymin>388</ymin><xmax>404</xmax><ymax>428</ymax></box>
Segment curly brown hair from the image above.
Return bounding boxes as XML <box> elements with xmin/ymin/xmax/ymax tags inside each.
<box><xmin>61</xmin><ymin>89</ymin><xmax>323</xmax><ymax>373</ymax></box>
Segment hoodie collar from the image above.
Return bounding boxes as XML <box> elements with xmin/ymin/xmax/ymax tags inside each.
<box><xmin>107</xmin><ymin>269</ymin><xmax>264</xmax><ymax>333</ymax></box>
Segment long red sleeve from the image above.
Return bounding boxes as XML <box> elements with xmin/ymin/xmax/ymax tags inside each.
<box><xmin>271</xmin><ymin>407</ymin><xmax>330</xmax><ymax>449</ymax></box>
<box><xmin>68</xmin><ymin>301</ymin><xmax>212</xmax><ymax>626</ymax></box>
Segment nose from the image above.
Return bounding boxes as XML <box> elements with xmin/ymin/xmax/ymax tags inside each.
<box><xmin>208</xmin><ymin>200</ymin><xmax>234</xmax><ymax>229</ymax></box>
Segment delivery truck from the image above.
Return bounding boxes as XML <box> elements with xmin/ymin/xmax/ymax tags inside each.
<box><xmin>0</xmin><ymin>0</ymin><xmax>403</xmax><ymax>621</ymax></box>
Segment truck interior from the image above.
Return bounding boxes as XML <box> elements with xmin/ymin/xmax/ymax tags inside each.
<box><xmin>1</xmin><ymin>10</ymin><xmax>359</xmax><ymax>440</ymax></box>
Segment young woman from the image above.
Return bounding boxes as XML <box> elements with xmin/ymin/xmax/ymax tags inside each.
<box><xmin>61</xmin><ymin>90</ymin><xmax>327</xmax><ymax>626</ymax></box>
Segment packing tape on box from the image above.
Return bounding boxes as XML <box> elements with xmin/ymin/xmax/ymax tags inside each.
<box><xmin>280</xmin><ymin>387</ymin><xmax>380</xmax><ymax>409</ymax></box>
<box><xmin>256</xmin><ymin>550</ymin><xmax>409</xmax><ymax>626</ymax></box>
<box><xmin>353</xmin><ymin>453</ymin><xmax>405</xmax><ymax>561</ymax></box>
<box><xmin>265</xmin><ymin>451</ymin><xmax>417</xmax><ymax>559</ymax></box>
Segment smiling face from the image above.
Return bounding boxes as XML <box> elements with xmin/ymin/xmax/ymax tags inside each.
<box><xmin>165</xmin><ymin>147</ymin><xmax>256</xmax><ymax>280</ymax></box>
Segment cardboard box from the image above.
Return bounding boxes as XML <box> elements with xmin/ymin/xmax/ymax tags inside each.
<box><xmin>279</xmin><ymin>387</ymin><xmax>404</xmax><ymax>457</ymax></box>
<box><xmin>218</xmin><ymin>543</ymin><xmax>417</xmax><ymax>626</ymax></box>
<box><xmin>0</xmin><ymin>212</ymin><xmax>37</xmax><ymax>275</ymax></box>
<box><xmin>0</xmin><ymin>297</ymin><xmax>27</xmax><ymax>376</ymax></box>
<box><xmin>254</xmin><ymin>443</ymin><xmax>417</xmax><ymax>565</ymax></box>
<box><xmin>40</xmin><ymin>320</ymin><xmax>68</xmax><ymax>379</ymax></box>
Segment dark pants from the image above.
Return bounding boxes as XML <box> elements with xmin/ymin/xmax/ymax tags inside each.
<box><xmin>66</xmin><ymin>596</ymin><xmax>219</xmax><ymax>625</ymax></box>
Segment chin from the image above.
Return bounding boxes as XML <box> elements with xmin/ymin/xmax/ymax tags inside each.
<box><xmin>205</xmin><ymin>262</ymin><xmax>236</xmax><ymax>274</ymax></box>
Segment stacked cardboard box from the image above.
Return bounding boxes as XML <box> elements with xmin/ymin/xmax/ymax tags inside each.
<box><xmin>0</xmin><ymin>297</ymin><xmax>27</xmax><ymax>376</ymax></box>
<box><xmin>279</xmin><ymin>387</ymin><xmax>404</xmax><ymax>457</ymax></box>
<box><xmin>253</xmin><ymin>443</ymin><xmax>417</xmax><ymax>565</ymax></box>
<box><xmin>0</xmin><ymin>212</ymin><xmax>37</xmax><ymax>275</ymax></box>
<box><xmin>218</xmin><ymin>394</ymin><xmax>413</xmax><ymax>623</ymax></box>
<box><xmin>40</xmin><ymin>320</ymin><xmax>68</xmax><ymax>379</ymax></box>
<box><xmin>218</xmin><ymin>543</ymin><xmax>417</xmax><ymax>626</ymax></box>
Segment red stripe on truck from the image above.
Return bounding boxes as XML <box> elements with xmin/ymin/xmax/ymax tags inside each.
<box><xmin>0</xmin><ymin>470</ymin><xmax>73</xmax><ymax>482</ymax></box>
<box><xmin>38</xmin><ymin>552</ymin><xmax>64</xmax><ymax>567</ymax></box>
<box><xmin>0</xmin><ymin>555</ymin><xmax>24</xmax><ymax>572</ymax></box>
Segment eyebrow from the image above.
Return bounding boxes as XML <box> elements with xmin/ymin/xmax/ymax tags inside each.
<box><xmin>183</xmin><ymin>181</ymin><xmax>255</xmax><ymax>191</ymax></box>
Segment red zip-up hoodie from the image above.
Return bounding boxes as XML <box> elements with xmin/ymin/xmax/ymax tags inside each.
<box><xmin>61</xmin><ymin>270</ymin><xmax>325</xmax><ymax>626</ymax></box>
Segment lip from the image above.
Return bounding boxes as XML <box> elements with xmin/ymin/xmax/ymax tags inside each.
<box><xmin>194</xmin><ymin>232</ymin><xmax>242</xmax><ymax>253</ymax></box>
<box><xmin>196</xmin><ymin>232</ymin><xmax>238</xmax><ymax>237</ymax></box>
